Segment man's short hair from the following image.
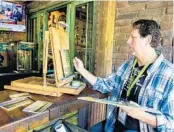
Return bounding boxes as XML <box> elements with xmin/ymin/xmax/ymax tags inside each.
<box><xmin>133</xmin><ymin>19</ymin><xmax>161</xmax><ymax>48</ymax></box>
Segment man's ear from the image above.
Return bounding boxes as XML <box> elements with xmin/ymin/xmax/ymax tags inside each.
<box><xmin>145</xmin><ymin>35</ymin><xmax>152</xmax><ymax>46</ymax></box>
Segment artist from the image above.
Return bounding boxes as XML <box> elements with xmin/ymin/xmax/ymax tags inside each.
<box><xmin>73</xmin><ymin>19</ymin><xmax>174</xmax><ymax>132</ymax></box>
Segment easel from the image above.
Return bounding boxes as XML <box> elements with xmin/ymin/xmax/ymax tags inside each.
<box><xmin>4</xmin><ymin>26</ymin><xmax>85</xmax><ymax>97</ymax></box>
<box><xmin>42</xmin><ymin>27</ymin><xmax>73</xmax><ymax>96</ymax></box>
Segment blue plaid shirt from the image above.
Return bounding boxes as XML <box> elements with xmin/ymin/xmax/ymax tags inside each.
<box><xmin>93</xmin><ymin>53</ymin><xmax>174</xmax><ymax>132</ymax></box>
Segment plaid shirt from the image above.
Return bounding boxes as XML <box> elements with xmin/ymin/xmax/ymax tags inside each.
<box><xmin>93</xmin><ymin>53</ymin><xmax>174</xmax><ymax>132</ymax></box>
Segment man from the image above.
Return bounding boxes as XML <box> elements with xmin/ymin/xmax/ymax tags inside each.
<box><xmin>73</xmin><ymin>19</ymin><xmax>174</xmax><ymax>132</ymax></box>
<box><xmin>13</xmin><ymin>7</ymin><xmax>22</xmax><ymax>24</ymax></box>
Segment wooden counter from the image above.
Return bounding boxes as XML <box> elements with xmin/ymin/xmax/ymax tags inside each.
<box><xmin>0</xmin><ymin>88</ymin><xmax>107</xmax><ymax>132</ymax></box>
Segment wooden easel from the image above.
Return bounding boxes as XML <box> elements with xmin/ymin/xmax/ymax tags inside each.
<box><xmin>43</xmin><ymin>27</ymin><xmax>72</xmax><ymax>96</ymax></box>
<box><xmin>4</xmin><ymin>27</ymin><xmax>85</xmax><ymax>97</ymax></box>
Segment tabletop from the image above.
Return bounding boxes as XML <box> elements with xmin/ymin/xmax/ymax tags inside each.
<box><xmin>0</xmin><ymin>87</ymin><xmax>107</xmax><ymax>132</ymax></box>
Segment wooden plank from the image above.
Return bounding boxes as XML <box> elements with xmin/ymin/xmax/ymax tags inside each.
<box><xmin>23</xmin><ymin>100</ymin><xmax>52</xmax><ymax>113</ymax></box>
<box><xmin>0</xmin><ymin>98</ymin><xmax>33</xmax><ymax>112</ymax></box>
<box><xmin>50</xmin><ymin>27</ymin><xmax>64</xmax><ymax>85</ymax></box>
<box><xmin>4</xmin><ymin>77</ymin><xmax>86</xmax><ymax>96</ymax></box>
<box><xmin>12</xmin><ymin>77</ymin><xmax>83</xmax><ymax>93</ymax></box>
<box><xmin>6</xmin><ymin>83</ymin><xmax>85</xmax><ymax>95</ymax></box>
<box><xmin>0</xmin><ymin>111</ymin><xmax>49</xmax><ymax>132</ymax></box>
<box><xmin>11</xmin><ymin>76</ymin><xmax>73</xmax><ymax>87</ymax></box>
<box><xmin>43</xmin><ymin>31</ymin><xmax>49</xmax><ymax>87</ymax></box>
<box><xmin>4</xmin><ymin>85</ymin><xmax>60</xmax><ymax>97</ymax></box>
<box><xmin>9</xmin><ymin>93</ymin><xmax>31</xmax><ymax>99</ymax></box>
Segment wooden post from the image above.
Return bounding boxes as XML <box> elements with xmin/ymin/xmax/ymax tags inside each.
<box><xmin>89</xmin><ymin>1</ymin><xmax>116</xmax><ymax>128</ymax></box>
<box><xmin>95</xmin><ymin>1</ymin><xmax>116</xmax><ymax>77</ymax></box>
<box><xmin>49</xmin><ymin>27</ymin><xmax>64</xmax><ymax>87</ymax></box>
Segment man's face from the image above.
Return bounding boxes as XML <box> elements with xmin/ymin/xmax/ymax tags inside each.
<box><xmin>127</xmin><ymin>28</ymin><xmax>148</xmax><ymax>58</ymax></box>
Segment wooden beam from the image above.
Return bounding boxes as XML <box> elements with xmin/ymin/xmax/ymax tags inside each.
<box><xmin>89</xmin><ymin>1</ymin><xmax>116</xmax><ymax>128</ymax></box>
<box><xmin>95</xmin><ymin>1</ymin><xmax>116</xmax><ymax>77</ymax></box>
<box><xmin>26</xmin><ymin>1</ymin><xmax>66</xmax><ymax>13</ymax></box>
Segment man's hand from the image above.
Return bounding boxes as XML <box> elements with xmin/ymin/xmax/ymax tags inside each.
<box><xmin>119</xmin><ymin>105</ymin><xmax>157</xmax><ymax>128</ymax></box>
<box><xmin>73</xmin><ymin>57</ymin><xmax>97</xmax><ymax>85</ymax></box>
<box><xmin>73</xmin><ymin>57</ymin><xmax>84</xmax><ymax>73</ymax></box>
<box><xmin>119</xmin><ymin>106</ymin><xmax>145</xmax><ymax>120</ymax></box>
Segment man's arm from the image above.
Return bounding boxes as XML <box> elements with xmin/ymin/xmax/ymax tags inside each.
<box><xmin>73</xmin><ymin>57</ymin><xmax>122</xmax><ymax>93</ymax></box>
<box><xmin>120</xmin><ymin>89</ymin><xmax>174</xmax><ymax>131</ymax></box>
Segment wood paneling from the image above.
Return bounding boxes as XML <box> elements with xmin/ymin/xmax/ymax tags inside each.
<box><xmin>88</xmin><ymin>102</ymin><xmax>106</xmax><ymax>128</ymax></box>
